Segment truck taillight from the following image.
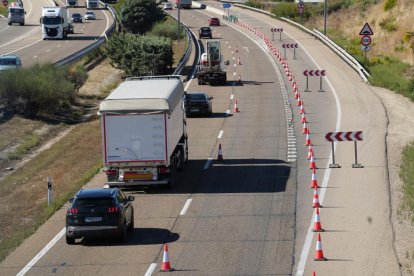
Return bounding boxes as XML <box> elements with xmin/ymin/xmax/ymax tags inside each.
<box><xmin>159</xmin><ymin>167</ymin><xmax>170</xmax><ymax>174</ymax></box>
<box><xmin>108</xmin><ymin>207</ymin><xmax>119</xmax><ymax>213</ymax></box>
<box><xmin>67</xmin><ymin>208</ymin><xmax>78</xmax><ymax>214</ymax></box>
<box><xmin>105</xmin><ymin>169</ymin><xmax>117</xmax><ymax>175</ymax></box>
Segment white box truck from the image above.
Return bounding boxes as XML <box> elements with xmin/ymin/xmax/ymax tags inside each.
<box><xmin>98</xmin><ymin>76</ymin><xmax>188</xmax><ymax>188</ymax></box>
<box><xmin>7</xmin><ymin>2</ymin><xmax>25</xmax><ymax>26</ymax></box>
<box><xmin>86</xmin><ymin>0</ymin><xmax>99</xmax><ymax>9</ymax></box>
<box><xmin>40</xmin><ymin>7</ymin><xmax>71</xmax><ymax>39</ymax></box>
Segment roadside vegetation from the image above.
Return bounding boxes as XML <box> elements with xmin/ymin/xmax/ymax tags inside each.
<box><xmin>0</xmin><ymin>0</ymin><xmax>189</xmax><ymax>262</ymax></box>
<box><xmin>401</xmin><ymin>142</ymin><xmax>414</xmax><ymax>222</ymax></box>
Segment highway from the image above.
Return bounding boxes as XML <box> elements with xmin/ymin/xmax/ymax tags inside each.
<box><xmin>0</xmin><ymin>0</ymin><xmax>113</xmax><ymax>66</ymax></box>
<box><xmin>0</xmin><ymin>1</ymin><xmax>401</xmax><ymax>276</ymax></box>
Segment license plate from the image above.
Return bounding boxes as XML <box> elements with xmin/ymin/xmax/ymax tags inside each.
<box><xmin>124</xmin><ymin>171</ymin><xmax>152</xmax><ymax>180</ymax></box>
<box><xmin>190</xmin><ymin>108</ymin><xmax>199</xmax><ymax>112</ymax></box>
<box><xmin>85</xmin><ymin>217</ymin><xmax>102</xmax><ymax>222</ymax></box>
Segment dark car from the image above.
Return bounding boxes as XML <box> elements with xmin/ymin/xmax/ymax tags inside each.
<box><xmin>71</xmin><ymin>13</ymin><xmax>82</xmax><ymax>23</ymax></box>
<box><xmin>184</xmin><ymin>92</ymin><xmax>213</xmax><ymax>117</ymax></box>
<box><xmin>65</xmin><ymin>187</ymin><xmax>134</xmax><ymax>244</ymax></box>
<box><xmin>67</xmin><ymin>23</ymin><xmax>74</xmax><ymax>34</ymax></box>
<box><xmin>199</xmin><ymin>26</ymin><xmax>212</xmax><ymax>39</ymax></box>
<box><xmin>208</xmin><ymin>17</ymin><xmax>220</xmax><ymax>26</ymax></box>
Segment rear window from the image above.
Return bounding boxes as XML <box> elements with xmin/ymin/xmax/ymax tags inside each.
<box><xmin>0</xmin><ymin>58</ymin><xmax>17</xmax><ymax>65</ymax></box>
<box><xmin>73</xmin><ymin>198</ymin><xmax>114</xmax><ymax>208</ymax></box>
<box><xmin>188</xmin><ymin>94</ymin><xmax>207</xmax><ymax>100</ymax></box>
<box><xmin>201</xmin><ymin>27</ymin><xmax>210</xmax><ymax>31</ymax></box>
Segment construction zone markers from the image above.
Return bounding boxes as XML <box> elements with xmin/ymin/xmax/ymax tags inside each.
<box><xmin>161</xmin><ymin>244</ymin><xmax>174</xmax><ymax>271</ymax></box>
<box><xmin>312</xmin><ymin>186</ymin><xmax>322</xmax><ymax>208</ymax></box>
<box><xmin>312</xmin><ymin>207</ymin><xmax>324</xmax><ymax>232</ymax></box>
<box><xmin>233</xmin><ymin>99</ymin><xmax>240</xmax><ymax>112</ymax></box>
<box><xmin>217</xmin><ymin>144</ymin><xmax>224</xmax><ymax>161</ymax></box>
<box><xmin>314</xmin><ymin>233</ymin><xmax>327</xmax><ymax>261</ymax></box>
<box><xmin>310</xmin><ymin>168</ymin><xmax>319</xmax><ymax>188</ymax></box>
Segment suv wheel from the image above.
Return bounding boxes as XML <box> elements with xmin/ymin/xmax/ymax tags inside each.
<box><xmin>127</xmin><ymin>213</ymin><xmax>134</xmax><ymax>232</ymax></box>
<box><xmin>66</xmin><ymin>235</ymin><xmax>75</xmax><ymax>245</ymax></box>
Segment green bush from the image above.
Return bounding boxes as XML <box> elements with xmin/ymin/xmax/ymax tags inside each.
<box><xmin>0</xmin><ymin>64</ymin><xmax>77</xmax><ymax>116</ymax></box>
<box><xmin>400</xmin><ymin>141</ymin><xmax>414</xmax><ymax>222</ymax></box>
<box><xmin>105</xmin><ymin>33</ymin><xmax>173</xmax><ymax>76</ymax></box>
<box><xmin>120</xmin><ymin>0</ymin><xmax>165</xmax><ymax>34</ymax></box>
<box><xmin>245</xmin><ymin>0</ymin><xmax>265</xmax><ymax>9</ymax></box>
<box><xmin>384</xmin><ymin>0</ymin><xmax>396</xmax><ymax>11</ymax></box>
<box><xmin>149</xmin><ymin>17</ymin><xmax>184</xmax><ymax>40</ymax></box>
<box><xmin>65</xmin><ymin>63</ymin><xmax>88</xmax><ymax>90</ymax></box>
<box><xmin>379</xmin><ymin>17</ymin><xmax>397</xmax><ymax>32</ymax></box>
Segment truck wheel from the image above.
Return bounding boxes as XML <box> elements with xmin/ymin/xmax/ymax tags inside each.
<box><xmin>117</xmin><ymin>222</ymin><xmax>127</xmax><ymax>242</ymax></box>
<box><xmin>8</xmin><ymin>22</ymin><xmax>12</xmax><ymax>26</ymax></box>
<box><xmin>198</xmin><ymin>78</ymin><xmax>203</xmax><ymax>85</ymax></box>
<box><xmin>63</xmin><ymin>30</ymin><xmax>67</xmax><ymax>39</ymax></box>
<box><xmin>167</xmin><ymin>160</ymin><xmax>177</xmax><ymax>189</ymax></box>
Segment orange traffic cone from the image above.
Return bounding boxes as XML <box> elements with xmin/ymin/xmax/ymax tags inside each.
<box><xmin>312</xmin><ymin>186</ymin><xmax>321</xmax><ymax>208</ymax></box>
<box><xmin>296</xmin><ymin>98</ymin><xmax>302</xmax><ymax>106</ymax></box>
<box><xmin>294</xmin><ymin>91</ymin><xmax>300</xmax><ymax>100</ymax></box>
<box><xmin>161</xmin><ymin>244</ymin><xmax>174</xmax><ymax>271</ymax></box>
<box><xmin>310</xmin><ymin>168</ymin><xmax>319</xmax><ymax>188</ymax></box>
<box><xmin>314</xmin><ymin>233</ymin><xmax>327</xmax><ymax>261</ymax></box>
<box><xmin>313</xmin><ymin>272</ymin><xmax>316</xmax><ymax>276</ymax></box>
<box><xmin>238</xmin><ymin>57</ymin><xmax>242</xmax><ymax>65</ymax></box>
<box><xmin>235</xmin><ymin>46</ymin><xmax>238</xmax><ymax>53</ymax></box>
<box><xmin>233</xmin><ymin>100</ymin><xmax>240</xmax><ymax>113</ymax></box>
<box><xmin>301</xmin><ymin>113</ymin><xmax>307</xmax><ymax>123</ymax></box>
<box><xmin>305</xmin><ymin>132</ymin><xmax>312</xmax><ymax>146</ymax></box>
<box><xmin>300</xmin><ymin>104</ymin><xmax>305</xmax><ymax>114</ymax></box>
<box><xmin>302</xmin><ymin>122</ymin><xmax>309</xmax><ymax>134</ymax></box>
<box><xmin>307</xmin><ymin>144</ymin><xmax>314</xmax><ymax>159</ymax></box>
<box><xmin>309</xmin><ymin>154</ymin><xmax>316</xmax><ymax>169</ymax></box>
<box><xmin>313</xmin><ymin>207</ymin><xmax>324</xmax><ymax>232</ymax></box>
<box><xmin>217</xmin><ymin>144</ymin><xmax>224</xmax><ymax>161</ymax></box>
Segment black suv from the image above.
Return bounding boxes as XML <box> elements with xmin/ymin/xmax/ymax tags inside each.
<box><xmin>66</xmin><ymin>187</ymin><xmax>134</xmax><ymax>244</ymax></box>
<box><xmin>199</xmin><ymin>26</ymin><xmax>212</xmax><ymax>39</ymax></box>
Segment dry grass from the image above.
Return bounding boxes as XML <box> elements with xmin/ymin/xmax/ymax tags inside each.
<box><xmin>0</xmin><ymin>117</ymin><xmax>44</xmax><ymax>151</ymax></box>
<box><xmin>0</xmin><ymin>120</ymin><xmax>102</xmax><ymax>260</ymax></box>
<box><xmin>173</xmin><ymin>39</ymin><xmax>189</xmax><ymax>67</ymax></box>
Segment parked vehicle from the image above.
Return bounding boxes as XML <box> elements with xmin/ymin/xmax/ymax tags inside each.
<box><xmin>86</xmin><ymin>0</ymin><xmax>99</xmax><ymax>9</ymax></box>
<box><xmin>184</xmin><ymin>92</ymin><xmax>213</xmax><ymax>117</ymax></box>
<box><xmin>84</xmin><ymin>11</ymin><xmax>96</xmax><ymax>20</ymax></box>
<box><xmin>65</xmin><ymin>187</ymin><xmax>134</xmax><ymax>244</ymax></box>
<box><xmin>98</xmin><ymin>75</ymin><xmax>188</xmax><ymax>189</ymax></box>
<box><xmin>163</xmin><ymin>2</ymin><xmax>173</xmax><ymax>10</ymax></box>
<box><xmin>66</xmin><ymin>0</ymin><xmax>78</xmax><ymax>7</ymax></box>
<box><xmin>175</xmin><ymin>0</ymin><xmax>191</xmax><ymax>8</ymax></box>
<box><xmin>0</xmin><ymin>55</ymin><xmax>22</xmax><ymax>71</ymax></box>
<box><xmin>71</xmin><ymin>13</ymin><xmax>82</xmax><ymax>23</ymax></box>
<box><xmin>40</xmin><ymin>7</ymin><xmax>71</xmax><ymax>39</ymax></box>
<box><xmin>7</xmin><ymin>2</ymin><xmax>25</xmax><ymax>26</ymax></box>
<box><xmin>199</xmin><ymin>26</ymin><xmax>212</xmax><ymax>39</ymax></box>
<box><xmin>197</xmin><ymin>41</ymin><xmax>227</xmax><ymax>85</ymax></box>
<box><xmin>208</xmin><ymin>17</ymin><xmax>220</xmax><ymax>26</ymax></box>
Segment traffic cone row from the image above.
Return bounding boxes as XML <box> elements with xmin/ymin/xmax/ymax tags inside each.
<box><xmin>217</xmin><ymin>144</ymin><xmax>223</xmax><ymax>161</ymax></box>
<box><xmin>233</xmin><ymin>100</ymin><xmax>240</xmax><ymax>113</ymax></box>
<box><xmin>237</xmin><ymin>19</ymin><xmax>330</xmax><ymax>268</ymax></box>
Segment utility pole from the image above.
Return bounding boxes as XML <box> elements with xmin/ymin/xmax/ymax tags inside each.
<box><xmin>177</xmin><ymin>0</ymin><xmax>181</xmax><ymax>42</ymax></box>
<box><xmin>323</xmin><ymin>0</ymin><xmax>327</xmax><ymax>35</ymax></box>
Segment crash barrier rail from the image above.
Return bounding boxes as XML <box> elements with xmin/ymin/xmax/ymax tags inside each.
<box><xmin>54</xmin><ymin>1</ymin><xmax>117</xmax><ymax>67</ymax></box>
<box><xmin>168</xmin><ymin>14</ymin><xmax>192</xmax><ymax>76</ymax></box>
<box><xmin>218</xmin><ymin>0</ymin><xmax>370</xmax><ymax>83</ymax></box>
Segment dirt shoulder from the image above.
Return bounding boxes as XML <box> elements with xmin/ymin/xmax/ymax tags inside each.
<box><xmin>374</xmin><ymin>86</ymin><xmax>414</xmax><ymax>275</ymax></box>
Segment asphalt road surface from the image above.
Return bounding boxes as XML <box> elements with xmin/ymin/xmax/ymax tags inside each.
<box><xmin>0</xmin><ymin>0</ymin><xmax>113</xmax><ymax>66</ymax></box>
<box><xmin>0</xmin><ymin>2</ymin><xmax>401</xmax><ymax>276</ymax></box>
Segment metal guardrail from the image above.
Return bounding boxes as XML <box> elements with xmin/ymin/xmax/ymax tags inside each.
<box><xmin>218</xmin><ymin>1</ymin><xmax>371</xmax><ymax>83</ymax></box>
<box><xmin>173</xmin><ymin>24</ymin><xmax>192</xmax><ymax>76</ymax></box>
<box><xmin>54</xmin><ymin>1</ymin><xmax>117</xmax><ymax>67</ymax></box>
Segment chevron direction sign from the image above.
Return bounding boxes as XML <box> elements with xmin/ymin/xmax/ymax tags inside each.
<box><xmin>282</xmin><ymin>43</ymin><xmax>298</xmax><ymax>48</ymax></box>
<box><xmin>303</xmin><ymin>70</ymin><xmax>326</xmax><ymax>77</ymax></box>
<box><xmin>271</xmin><ymin>28</ymin><xmax>283</xmax><ymax>32</ymax></box>
<box><xmin>325</xmin><ymin>131</ymin><xmax>363</xmax><ymax>142</ymax></box>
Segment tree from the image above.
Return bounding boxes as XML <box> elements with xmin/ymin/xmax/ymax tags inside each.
<box><xmin>120</xmin><ymin>0</ymin><xmax>165</xmax><ymax>34</ymax></box>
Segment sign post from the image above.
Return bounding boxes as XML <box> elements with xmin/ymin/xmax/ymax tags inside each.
<box><xmin>47</xmin><ymin>176</ymin><xmax>53</xmax><ymax>206</ymax></box>
<box><xmin>298</xmin><ymin>1</ymin><xmax>304</xmax><ymax>15</ymax></box>
<box><xmin>359</xmin><ymin>23</ymin><xmax>373</xmax><ymax>62</ymax></box>
<box><xmin>325</xmin><ymin>131</ymin><xmax>364</xmax><ymax>168</ymax></box>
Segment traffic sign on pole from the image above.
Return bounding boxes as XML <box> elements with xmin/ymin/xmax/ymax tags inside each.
<box><xmin>360</xmin><ymin>35</ymin><xmax>371</xmax><ymax>46</ymax></box>
<box><xmin>359</xmin><ymin>22</ymin><xmax>373</xmax><ymax>35</ymax></box>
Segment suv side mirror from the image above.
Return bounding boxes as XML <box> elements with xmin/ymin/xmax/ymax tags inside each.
<box><xmin>128</xmin><ymin>195</ymin><xmax>135</xmax><ymax>201</ymax></box>
<box><xmin>69</xmin><ymin>197</ymin><xmax>74</xmax><ymax>203</ymax></box>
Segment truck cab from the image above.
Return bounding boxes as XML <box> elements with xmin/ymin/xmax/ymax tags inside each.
<box><xmin>7</xmin><ymin>2</ymin><xmax>26</xmax><ymax>26</ymax></box>
<box><xmin>40</xmin><ymin>7</ymin><xmax>70</xmax><ymax>39</ymax></box>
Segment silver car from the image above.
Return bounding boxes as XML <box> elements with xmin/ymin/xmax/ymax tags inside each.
<box><xmin>84</xmin><ymin>11</ymin><xmax>96</xmax><ymax>20</ymax></box>
<box><xmin>0</xmin><ymin>55</ymin><xmax>22</xmax><ymax>71</ymax></box>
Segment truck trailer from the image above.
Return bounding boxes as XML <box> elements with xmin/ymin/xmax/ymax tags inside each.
<box><xmin>98</xmin><ymin>76</ymin><xmax>188</xmax><ymax>188</ymax></box>
<box><xmin>175</xmin><ymin>0</ymin><xmax>192</xmax><ymax>9</ymax></box>
<box><xmin>40</xmin><ymin>6</ymin><xmax>71</xmax><ymax>39</ymax></box>
<box><xmin>86</xmin><ymin>0</ymin><xmax>99</xmax><ymax>9</ymax></box>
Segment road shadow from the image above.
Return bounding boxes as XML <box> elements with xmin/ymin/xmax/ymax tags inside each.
<box><xmin>80</xmin><ymin>228</ymin><xmax>179</xmax><ymax>246</ymax></box>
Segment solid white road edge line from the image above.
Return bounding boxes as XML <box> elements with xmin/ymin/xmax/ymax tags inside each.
<box><xmin>16</xmin><ymin>227</ymin><xmax>66</xmax><ymax>276</ymax></box>
<box><xmin>144</xmin><ymin>263</ymin><xmax>157</xmax><ymax>276</ymax></box>
<box><xmin>180</xmin><ymin>199</ymin><xmax>193</xmax><ymax>216</ymax></box>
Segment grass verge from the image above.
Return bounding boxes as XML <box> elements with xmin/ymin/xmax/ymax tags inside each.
<box><xmin>400</xmin><ymin>141</ymin><xmax>414</xmax><ymax>222</ymax></box>
<box><xmin>0</xmin><ymin>120</ymin><xmax>102</xmax><ymax>262</ymax></box>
